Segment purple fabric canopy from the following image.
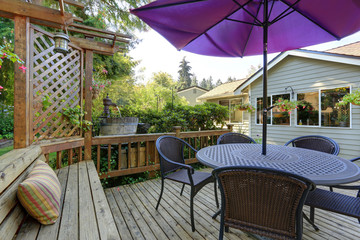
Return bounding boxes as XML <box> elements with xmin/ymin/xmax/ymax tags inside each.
<box><xmin>131</xmin><ymin>0</ymin><xmax>360</xmax><ymax>58</ymax></box>
<box><xmin>131</xmin><ymin>0</ymin><xmax>360</xmax><ymax>154</ymax></box>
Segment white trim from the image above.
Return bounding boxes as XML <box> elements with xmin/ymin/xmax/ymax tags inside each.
<box><xmin>235</xmin><ymin>49</ymin><xmax>360</xmax><ymax>94</ymax></box>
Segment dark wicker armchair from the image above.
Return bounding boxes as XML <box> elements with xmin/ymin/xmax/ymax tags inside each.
<box><xmin>217</xmin><ymin>132</ymin><xmax>256</xmax><ymax>145</ymax></box>
<box><xmin>305</xmin><ymin>156</ymin><xmax>360</xmax><ymax>227</ymax></box>
<box><xmin>155</xmin><ymin>136</ymin><xmax>219</xmax><ymax>232</ymax></box>
<box><xmin>213</xmin><ymin>166</ymin><xmax>315</xmax><ymax>240</ymax></box>
<box><xmin>284</xmin><ymin>135</ymin><xmax>340</xmax><ymax>155</ymax></box>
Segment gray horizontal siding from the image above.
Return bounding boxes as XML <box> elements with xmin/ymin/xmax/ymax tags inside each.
<box><xmin>248</xmin><ymin>55</ymin><xmax>360</xmax><ymax>159</ymax></box>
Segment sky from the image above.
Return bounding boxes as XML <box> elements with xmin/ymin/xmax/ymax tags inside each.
<box><xmin>129</xmin><ymin>30</ymin><xmax>360</xmax><ymax>84</ymax></box>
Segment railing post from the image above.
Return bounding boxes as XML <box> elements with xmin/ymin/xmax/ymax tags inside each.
<box><xmin>174</xmin><ymin>126</ymin><xmax>181</xmax><ymax>138</ymax></box>
<box><xmin>84</xmin><ymin>50</ymin><xmax>93</xmax><ymax>161</ymax></box>
<box><xmin>227</xmin><ymin>124</ymin><xmax>233</xmax><ymax>132</ymax></box>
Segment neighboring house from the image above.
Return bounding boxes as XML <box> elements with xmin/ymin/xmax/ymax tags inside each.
<box><xmin>197</xmin><ymin>79</ymin><xmax>251</xmax><ymax>134</ymax></box>
<box><xmin>177</xmin><ymin>86</ymin><xmax>208</xmax><ymax>106</ymax></box>
<box><xmin>234</xmin><ymin>42</ymin><xmax>360</xmax><ymax>159</ymax></box>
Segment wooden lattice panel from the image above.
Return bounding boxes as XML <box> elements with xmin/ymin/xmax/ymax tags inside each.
<box><xmin>30</xmin><ymin>26</ymin><xmax>83</xmax><ymax>142</ymax></box>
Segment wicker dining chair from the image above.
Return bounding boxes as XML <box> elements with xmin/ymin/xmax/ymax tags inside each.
<box><xmin>213</xmin><ymin>166</ymin><xmax>315</xmax><ymax>240</ymax></box>
<box><xmin>284</xmin><ymin>135</ymin><xmax>340</xmax><ymax>156</ymax></box>
<box><xmin>155</xmin><ymin>136</ymin><xmax>219</xmax><ymax>232</ymax></box>
<box><xmin>217</xmin><ymin>132</ymin><xmax>256</xmax><ymax>145</ymax></box>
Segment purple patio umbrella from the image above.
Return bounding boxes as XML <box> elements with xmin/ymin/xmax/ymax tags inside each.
<box><xmin>131</xmin><ymin>0</ymin><xmax>360</xmax><ymax>155</ymax></box>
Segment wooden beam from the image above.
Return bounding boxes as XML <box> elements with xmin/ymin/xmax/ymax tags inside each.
<box><xmin>0</xmin><ymin>0</ymin><xmax>74</xmax><ymax>25</ymax></box>
<box><xmin>71</xmin><ymin>23</ymin><xmax>131</xmax><ymax>39</ymax></box>
<box><xmin>69</xmin><ymin>36</ymin><xmax>124</xmax><ymax>54</ymax></box>
<box><xmin>59</xmin><ymin>0</ymin><xmax>65</xmax><ymax>16</ymax></box>
<box><xmin>14</xmin><ymin>16</ymin><xmax>30</xmax><ymax>149</ymax></box>
<box><xmin>67</xmin><ymin>27</ymin><xmax>130</xmax><ymax>44</ymax></box>
<box><xmin>57</xmin><ymin>0</ymin><xmax>85</xmax><ymax>9</ymax></box>
<box><xmin>84</xmin><ymin>50</ymin><xmax>93</xmax><ymax>161</ymax></box>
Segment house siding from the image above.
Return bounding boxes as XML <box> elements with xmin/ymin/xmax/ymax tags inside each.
<box><xmin>177</xmin><ymin>88</ymin><xmax>208</xmax><ymax>106</ymax></box>
<box><xmin>249</xmin><ymin>56</ymin><xmax>360</xmax><ymax>159</ymax></box>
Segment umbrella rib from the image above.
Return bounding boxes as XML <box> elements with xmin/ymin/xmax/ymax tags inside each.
<box><xmin>225</xmin><ymin>18</ymin><xmax>262</xmax><ymax>26</ymax></box>
<box><xmin>241</xmin><ymin>3</ymin><xmax>262</xmax><ymax>56</ymax></box>
<box><xmin>204</xmin><ymin>33</ymin><xmax>239</xmax><ymax>57</ymax></box>
<box><xmin>268</xmin><ymin>0</ymin><xmax>276</xmax><ymax>19</ymax></box>
<box><xmin>131</xmin><ymin>0</ymin><xmax>207</xmax><ymax>12</ymax></box>
<box><xmin>279</xmin><ymin>0</ymin><xmax>341</xmax><ymax>39</ymax></box>
<box><xmin>182</xmin><ymin>1</ymin><xmax>254</xmax><ymax>51</ymax></box>
<box><xmin>270</xmin><ymin>0</ymin><xmax>300</xmax><ymax>25</ymax></box>
<box><xmin>231</xmin><ymin>0</ymin><xmax>263</xmax><ymax>26</ymax></box>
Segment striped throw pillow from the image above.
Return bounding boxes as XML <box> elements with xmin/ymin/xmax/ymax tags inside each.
<box><xmin>18</xmin><ymin>160</ymin><xmax>61</xmax><ymax>225</ymax></box>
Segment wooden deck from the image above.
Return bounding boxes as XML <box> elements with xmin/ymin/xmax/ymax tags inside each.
<box><xmin>105</xmin><ymin>169</ymin><xmax>360</xmax><ymax>240</ymax></box>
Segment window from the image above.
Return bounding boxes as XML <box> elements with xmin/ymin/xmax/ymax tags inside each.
<box><xmin>256</xmin><ymin>97</ymin><xmax>271</xmax><ymax>124</ymax></box>
<box><xmin>219</xmin><ymin>99</ymin><xmax>243</xmax><ymax>123</ymax></box>
<box><xmin>296</xmin><ymin>87</ymin><xmax>350</xmax><ymax>127</ymax></box>
<box><xmin>321</xmin><ymin>87</ymin><xmax>350</xmax><ymax>127</ymax></box>
<box><xmin>193</xmin><ymin>89</ymin><xmax>197</xmax><ymax>94</ymax></box>
<box><xmin>272</xmin><ymin>94</ymin><xmax>290</xmax><ymax>125</ymax></box>
<box><xmin>297</xmin><ymin>92</ymin><xmax>319</xmax><ymax>126</ymax></box>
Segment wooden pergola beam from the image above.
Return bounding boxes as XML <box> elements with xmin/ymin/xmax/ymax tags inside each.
<box><xmin>67</xmin><ymin>27</ymin><xmax>130</xmax><ymax>44</ymax></box>
<box><xmin>71</xmin><ymin>23</ymin><xmax>131</xmax><ymax>39</ymax></box>
<box><xmin>0</xmin><ymin>0</ymin><xmax>74</xmax><ymax>25</ymax></box>
<box><xmin>69</xmin><ymin>36</ymin><xmax>124</xmax><ymax>54</ymax></box>
<box><xmin>57</xmin><ymin>0</ymin><xmax>85</xmax><ymax>9</ymax></box>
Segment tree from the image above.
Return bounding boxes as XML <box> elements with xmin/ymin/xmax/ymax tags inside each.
<box><xmin>177</xmin><ymin>57</ymin><xmax>192</xmax><ymax>89</ymax></box>
<box><xmin>200</xmin><ymin>78</ymin><xmax>207</xmax><ymax>89</ymax></box>
<box><xmin>216</xmin><ymin>79</ymin><xmax>222</xmax><ymax>86</ymax></box>
<box><xmin>206</xmin><ymin>76</ymin><xmax>214</xmax><ymax>90</ymax></box>
<box><xmin>191</xmin><ymin>74</ymin><xmax>198</xmax><ymax>86</ymax></box>
<box><xmin>152</xmin><ymin>72</ymin><xmax>174</xmax><ymax>88</ymax></box>
<box><xmin>246</xmin><ymin>64</ymin><xmax>262</xmax><ymax>77</ymax></box>
<box><xmin>226</xmin><ymin>76</ymin><xmax>236</xmax><ymax>82</ymax></box>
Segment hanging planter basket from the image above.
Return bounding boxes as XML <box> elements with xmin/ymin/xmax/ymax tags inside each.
<box><xmin>92</xmin><ymin>89</ymin><xmax>100</xmax><ymax>99</ymax></box>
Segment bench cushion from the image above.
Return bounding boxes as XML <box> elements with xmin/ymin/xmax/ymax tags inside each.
<box><xmin>18</xmin><ymin>160</ymin><xmax>61</xmax><ymax>225</ymax></box>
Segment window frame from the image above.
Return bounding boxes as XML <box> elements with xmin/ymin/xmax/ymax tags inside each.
<box><xmin>294</xmin><ymin>86</ymin><xmax>352</xmax><ymax>128</ymax></box>
<box><xmin>219</xmin><ymin>98</ymin><xmax>244</xmax><ymax>124</ymax></box>
<box><xmin>255</xmin><ymin>93</ymin><xmax>291</xmax><ymax>126</ymax></box>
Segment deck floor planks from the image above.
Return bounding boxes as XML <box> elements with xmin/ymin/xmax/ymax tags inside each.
<box><xmin>111</xmin><ymin>186</ymin><xmax>146</xmax><ymax>240</ymax></box>
<box><xmin>136</xmin><ymin>181</ymin><xmax>208</xmax><ymax>240</ymax></box>
<box><xmin>106</xmin><ymin>169</ymin><xmax>360</xmax><ymax>240</ymax></box>
<box><xmin>130</xmin><ymin>182</ymin><xmax>194</xmax><ymax>240</ymax></box>
<box><xmin>123</xmin><ymin>184</ymin><xmax>182</xmax><ymax>240</ymax></box>
<box><xmin>145</xmin><ymin>179</ymin><xmax>220</xmax><ymax>240</ymax></box>
<box><xmin>118</xmin><ymin>184</ymin><xmax>164</xmax><ymax>240</ymax></box>
<box><xmin>104</xmin><ymin>189</ymin><xmax>133</xmax><ymax>240</ymax></box>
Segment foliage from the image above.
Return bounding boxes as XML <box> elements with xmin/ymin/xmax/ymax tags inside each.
<box><xmin>178</xmin><ymin>57</ymin><xmax>192</xmax><ymax>89</ymax></box>
<box><xmin>0</xmin><ymin>44</ymin><xmax>25</xmax><ymax>68</ymax></box>
<box><xmin>62</xmin><ymin>105</ymin><xmax>93</xmax><ymax>132</ymax></box>
<box><xmin>236</xmin><ymin>103</ymin><xmax>255</xmax><ymax>113</ymax></box>
<box><xmin>0</xmin><ymin>106</ymin><xmax>14</xmax><ymax>139</ymax></box>
<box><xmin>274</xmin><ymin>98</ymin><xmax>304</xmax><ymax>113</ymax></box>
<box><xmin>338</xmin><ymin>89</ymin><xmax>360</xmax><ymax>106</ymax></box>
<box><xmin>0</xmin><ymin>145</ymin><xmax>13</xmax><ymax>157</ymax></box>
<box><xmin>118</xmin><ymin>102</ymin><xmax>228</xmax><ymax>133</ymax></box>
<box><xmin>199</xmin><ymin>76</ymin><xmax>215</xmax><ymax>90</ymax></box>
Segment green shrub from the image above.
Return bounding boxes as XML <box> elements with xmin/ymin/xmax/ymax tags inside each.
<box><xmin>0</xmin><ymin>106</ymin><xmax>14</xmax><ymax>139</ymax></box>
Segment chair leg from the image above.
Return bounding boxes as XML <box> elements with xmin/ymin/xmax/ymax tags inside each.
<box><xmin>214</xmin><ymin>180</ymin><xmax>219</xmax><ymax>208</ymax></box>
<box><xmin>156</xmin><ymin>178</ymin><xmax>165</xmax><ymax>210</ymax></box>
<box><xmin>219</xmin><ymin>208</ymin><xmax>225</xmax><ymax>240</ymax></box>
<box><xmin>190</xmin><ymin>188</ymin><xmax>195</xmax><ymax>232</ymax></box>
<box><xmin>303</xmin><ymin>211</ymin><xmax>319</xmax><ymax>231</ymax></box>
<box><xmin>180</xmin><ymin>183</ymin><xmax>185</xmax><ymax>196</ymax></box>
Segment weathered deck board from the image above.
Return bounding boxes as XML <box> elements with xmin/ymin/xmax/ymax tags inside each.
<box><xmin>106</xmin><ymin>168</ymin><xmax>360</xmax><ymax>240</ymax></box>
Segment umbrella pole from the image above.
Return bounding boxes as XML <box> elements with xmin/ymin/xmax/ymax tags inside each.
<box><xmin>262</xmin><ymin>0</ymin><xmax>269</xmax><ymax>155</ymax></box>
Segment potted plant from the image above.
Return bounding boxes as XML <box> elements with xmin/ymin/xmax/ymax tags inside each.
<box><xmin>274</xmin><ymin>98</ymin><xmax>304</xmax><ymax>113</ymax></box>
<box><xmin>236</xmin><ymin>103</ymin><xmax>255</xmax><ymax>113</ymax></box>
<box><xmin>338</xmin><ymin>89</ymin><xmax>360</xmax><ymax>106</ymax></box>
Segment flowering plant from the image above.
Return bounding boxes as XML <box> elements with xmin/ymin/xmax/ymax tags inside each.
<box><xmin>274</xmin><ymin>98</ymin><xmax>304</xmax><ymax>114</ymax></box>
<box><xmin>0</xmin><ymin>44</ymin><xmax>26</xmax><ymax>71</ymax></box>
<box><xmin>337</xmin><ymin>89</ymin><xmax>360</xmax><ymax>106</ymax></box>
<box><xmin>236</xmin><ymin>103</ymin><xmax>255</xmax><ymax>113</ymax></box>
<box><xmin>90</xmin><ymin>68</ymin><xmax>111</xmax><ymax>99</ymax></box>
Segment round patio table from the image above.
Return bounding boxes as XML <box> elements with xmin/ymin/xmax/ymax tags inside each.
<box><xmin>196</xmin><ymin>144</ymin><xmax>360</xmax><ymax>185</ymax></box>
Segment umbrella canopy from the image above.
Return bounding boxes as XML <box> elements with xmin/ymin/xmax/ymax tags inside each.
<box><xmin>131</xmin><ymin>0</ymin><xmax>360</xmax><ymax>154</ymax></box>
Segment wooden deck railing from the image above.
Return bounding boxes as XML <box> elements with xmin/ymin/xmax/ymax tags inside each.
<box><xmin>39</xmin><ymin>128</ymin><xmax>230</xmax><ymax>179</ymax></box>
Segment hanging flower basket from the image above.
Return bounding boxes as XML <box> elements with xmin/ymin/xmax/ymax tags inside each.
<box><xmin>338</xmin><ymin>89</ymin><xmax>360</xmax><ymax>106</ymax></box>
<box><xmin>274</xmin><ymin>98</ymin><xmax>304</xmax><ymax>113</ymax></box>
<box><xmin>92</xmin><ymin>88</ymin><xmax>100</xmax><ymax>99</ymax></box>
<box><xmin>236</xmin><ymin>103</ymin><xmax>255</xmax><ymax>113</ymax></box>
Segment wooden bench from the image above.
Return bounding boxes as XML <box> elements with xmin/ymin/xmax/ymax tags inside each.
<box><xmin>0</xmin><ymin>146</ymin><xmax>120</xmax><ymax>240</ymax></box>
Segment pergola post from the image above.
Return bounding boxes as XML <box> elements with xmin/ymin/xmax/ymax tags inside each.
<box><xmin>13</xmin><ymin>16</ymin><xmax>30</xmax><ymax>149</ymax></box>
<box><xmin>84</xmin><ymin>50</ymin><xmax>93</xmax><ymax>160</ymax></box>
